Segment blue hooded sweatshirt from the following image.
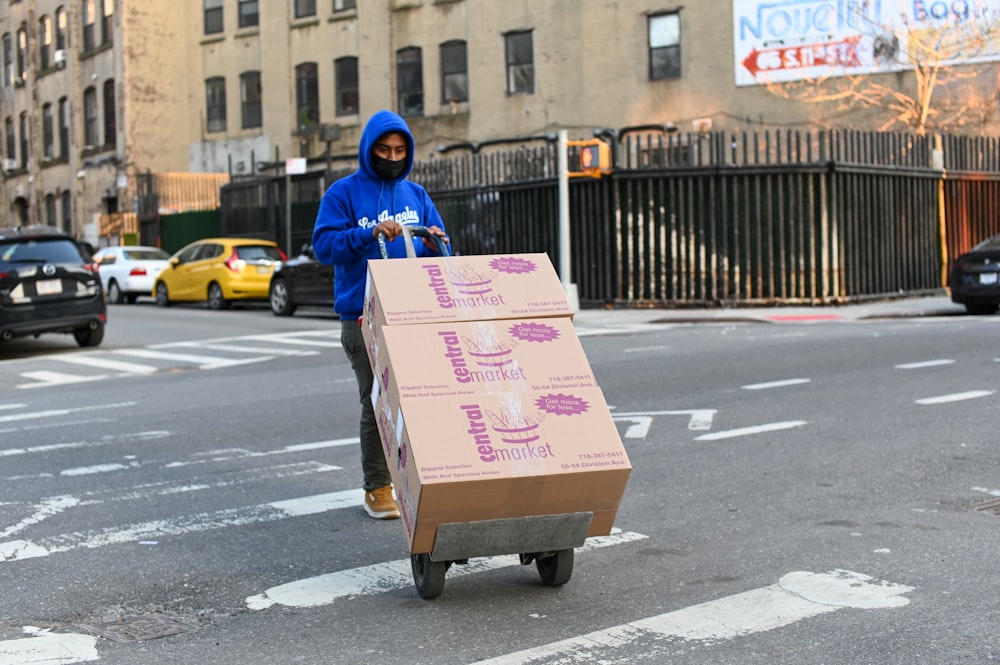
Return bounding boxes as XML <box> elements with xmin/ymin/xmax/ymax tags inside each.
<box><xmin>311</xmin><ymin>110</ymin><xmax>446</xmax><ymax>320</ymax></box>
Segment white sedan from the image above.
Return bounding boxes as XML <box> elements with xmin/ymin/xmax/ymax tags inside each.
<box><xmin>93</xmin><ymin>245</ymin><xmax>171</xmax><ymax>304</ymax></box>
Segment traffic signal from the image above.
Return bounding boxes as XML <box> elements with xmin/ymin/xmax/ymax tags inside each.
<box><xmin>568</xmin><ymin>139</ymin><xmax>612</xmax><ymax>178</ymax></box>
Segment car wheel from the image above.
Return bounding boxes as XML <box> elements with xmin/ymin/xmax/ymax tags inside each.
<box><xmin>208</xmin><ymin>282</ymin><xmax>230</xmax><ymax>310</ymax></box>
<box><xmin>73</xmin><ymin>320</ymin><xmax>105</xmax><ymax>347</ymax></box>
<box><xmin>107</xmin><ymin>280</ymin><xmax>124</xmax><ymax>305</ymax></box>
<box><xmin>269</xmin><ymin>278</ymin><xmax>296</xmax><ymax>316</ymax></box>
<box><xmin>964</xmin><ymin>302</ymin><xmax>998</xmax><ymax>315</ymax></box>
<box><xmin>155</xmin><ymin>282</ymin><xmax>171</xmax><ymax>307</ymax></box>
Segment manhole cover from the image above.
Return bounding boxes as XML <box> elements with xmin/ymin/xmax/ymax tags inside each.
<box><xmin>971</xmin><ymin>498</ymin><xmax>1000</xmax><ymax>516</ymax></box>
<box><xmin>83</xmin><ymin>615</ymin><xmax>195</xmax><ymax>643</ymax></box>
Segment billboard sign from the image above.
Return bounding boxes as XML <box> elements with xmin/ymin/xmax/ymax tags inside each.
<box><xmin>734</xmin><ymin>0</ymin><xmax>1000</xmax><ymax>86</ymax></box>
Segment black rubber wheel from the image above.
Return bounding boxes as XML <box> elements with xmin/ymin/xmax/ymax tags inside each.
<box><xmin>155</xmin><ymin>282</ymin><xmax>170</xmax><ymax>307</ymax></box>
<box><xmin>535</xmin><ymin>549</ymin><xmax>574</xmax><ymax>587</ymax></box>
<box><xmin>411</xmin><ymin>553</ymin><xmax>447</xmax><ymax>599</ymax></box>
<box><xmin>73</xmin><ymin>320</ymin><xmax>105</xmax><ymax>347</ymax></box>
<box><xmin>207</xmin><ymin>282</ymin><xmax>230</xmax><ymax>310</ymax></box>
<box><xmin>269</xmin><ymin>278</ymin><xmax>296</xmax><ymax>316</ymax></box>
<box><xmin>107</xmin><ymin>280</ymin><xmax>123</xmax><ymax>304</ymax></box>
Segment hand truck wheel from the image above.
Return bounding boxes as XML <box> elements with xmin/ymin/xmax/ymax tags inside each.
<box><xmin>411</xmin><ymin>553</ymin><xmax>447</xmax><ymax>599</ymax></box>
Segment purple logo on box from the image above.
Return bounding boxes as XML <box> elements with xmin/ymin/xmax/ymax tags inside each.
<box><xmin>508</xmin><ymin>321</ymin><xmax>560</xmax><ymax>343</ymax></box>
<box><xmin>535</xmin><ymin>393</ymin><xmax>590</xmax><ymax>416</ymax></box>
<box><xmin>489</xmin><ymin>257</ymin><xmax>538</xmax><ymax>274</ymax></box>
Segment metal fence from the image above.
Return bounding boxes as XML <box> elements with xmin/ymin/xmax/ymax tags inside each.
<box><xmin>218</xmin><ymin>129</ymin><xmax>1000</xmax><ymax>308</ymax></box>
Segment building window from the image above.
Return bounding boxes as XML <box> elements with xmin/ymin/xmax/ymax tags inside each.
<box><xmin>103</xmin><ymin>79</ymin><xmax>116</xmax><ymax>147</ymax></box>
<box><xmin>335</xmin><ymin>56</ymin><xmax>358</xmax><ymax>116</ymax></box>
<box><xmin>294</xmin><ymin>0</ymin><xmax>316</xmax><ymax>19</ymax></box>
<box><xmin>204</xmin><ymin>0</ymin><xmax>223</xmax><ymax>35</ymax></box>
<box><xmin>649</xmin><ymin>12</ymin><xmax>680</xmax><ymax>80</ymax></box>
<box><xmin>5</xmin><ymin>117</ymin><xmax>14</xmax><ymax>163</ymax></box>
<box><xmin>56</xmin><ymin>7</ymin><xmax>67</xmax><ymax>51</ymax></box>
<box><xmin>101</xmin><ymin>0</ymin><xmax>113</xmax><ymax>46</ymax></box>
<box><xmin>205</xmin><ymin>77</ymin><xmax>227</xmax><ymax>133</ymax></box>
<box><xmin>295</xmin><ymin>62</ymin><xmax>319</xmax><ymax>130</ymax></box>
<box><xmin>396</xmin><ymin>47</ymin><xmax>423</xmax><ymax>117</ymax></box>
<box><xmin>334</xmin><ymin>0</ymin><xmax>356</xmax><ymax>11</ymax></box>
<box><xmin>2</xmin><ymin>34</ymin><xmax>11</xmax><ymax>86</ymax></box>
<box><xmin>58</xmin><ymin>97</ymin><xmax>69</xmax><ymax>158</ymax></box>
<box><xmin>440</xmin><ymin>40</ymin><xmax>467</xmax><ymax>104</ymax></box>
<box><xmin>16</xmin><ymin>27</ymin><xmax>26</xmax><ymax>82</ymax></box>
<box><xmin>45</xmin><ymin>194</ymin><xmax>57</xmax><ymax>227</ymax></box>
<box><xmin>82</xmin><ymin>0</ymin><xmax>96</xmax><ymax>51</ymax></box>
<box><xmin>61</xmin><ymin>190</ymin><xmax>72</xmax><ymax>232</ymax></box>
<box><xmin>18</xmin><ymin>112</ymin><xmax>28</xmax><ymax>167</ymax></box>
<box><xmin>238</xmin><ymin>0</ymin><xmax>258</xmax><ymax>28</ymax></box>
<box><xmin>240</xmin><ymin>71</ymin><xmax>262</xmax><ymax>128</ymax></box>
<box><xmin>40</xmin><ymin>16</ymin><xmax>52</xmax><ymax>70</ymax></box>
<box><xmin>84</xmin><ymin>87</ymin><xmax>98</xmax><ymax>148</ymax></box>
<box><xmin>504</xmin><ymin>30</ymin><xmax>533</xmax><ymax>95</ymax></box>
<box><xmin>42</xmin><ymin>104</ymin><xmax>54</xmax><ymax>159</ymax></box>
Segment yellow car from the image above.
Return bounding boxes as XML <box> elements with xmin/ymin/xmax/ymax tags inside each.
<box><xmin>153</xmin><ymin>238</ymin><xmax>286</xmax><ymax>310</ymax></box>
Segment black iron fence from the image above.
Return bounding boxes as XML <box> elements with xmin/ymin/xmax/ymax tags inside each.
<box><xmin>218</xmin><ymin>129</ymin><xmax>1000</xmax><ymax>308</ymax></box>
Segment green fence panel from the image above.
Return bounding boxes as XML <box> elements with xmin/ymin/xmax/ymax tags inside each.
<box><xmin>159</xmin><ymin>210</ymin><xmax>222</xmax><ymax>255</ymax></box>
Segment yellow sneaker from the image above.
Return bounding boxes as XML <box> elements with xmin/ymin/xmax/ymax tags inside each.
<box><xmin>364</xmin><ymin>485</ymin><xmax>400</xmax><ymax>520</ymax></box>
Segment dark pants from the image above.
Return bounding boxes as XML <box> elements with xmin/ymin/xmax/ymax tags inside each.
<box><xmin>341</xmin><ymin>319</ymin><xmax>391</xmax><ymax>491</ymax></box>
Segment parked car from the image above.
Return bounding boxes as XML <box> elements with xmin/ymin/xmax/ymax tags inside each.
<box><xmin>269</xmin><ymin>244</ymin><xmax>335</xmax><ymax>316</ymax></box>
<box><xmin>153</xmin><ymin>238</ymin><xmax>286</xmax><ymax>310</ymax></box>
<box><xmin>0</xmin><ymin>225</ymin><xmax>107</xmax><ymax>346</ymax></box>
<box><xmin>948</xmin><ymin>233</ymin><xmax>1000</xmax><ymax>315</ymax></box>
<box><xmin>93</xmin><ymin>245</ymin><xmax>170</xmax><ymax>304</ymax></box>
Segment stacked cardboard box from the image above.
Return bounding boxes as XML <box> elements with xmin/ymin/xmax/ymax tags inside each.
<box><xmin>363</xmin><ymin>253</ymin><xmax>631</xmax><ymax>554</ymax></box>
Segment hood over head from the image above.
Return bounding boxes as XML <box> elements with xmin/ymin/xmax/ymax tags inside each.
<box><xmin>357</xmin><ymin>110</ymin><xmax>415</xmax><ymax>182</ymax></box>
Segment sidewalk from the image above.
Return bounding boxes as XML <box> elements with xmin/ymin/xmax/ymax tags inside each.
<box><xmin>572</xmin><ymin>294</ymin><xmax>968</xmax><ymax>328</ymax></box>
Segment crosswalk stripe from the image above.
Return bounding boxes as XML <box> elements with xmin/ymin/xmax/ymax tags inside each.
<box><xmin>169</xmin><ymin>342</ymin><xmax>319</xmax><ymax>356</ymax></box>
<box><xmin>0</xmin><ymin>490</ymin><xmax>360</xmax><ymax>563</ymax></box>
<box><xmin>48</xmin><ymin>354</ymin><xmax>157</xmax><ymax>374</ymax></box>
<box><xmin>113</xmin><ymin>348</ymin><xmax>274</xmax><ymax>369</ymax></box>
<box><xmin>246</xmin><ymin>529</ymin><xmax>649</xmax><ymax>610</ymax></box>
<box><xmin>17</xmin><ymin>370</ymin><xmax>107</xmax><ymax>388</ymax></box>
<box><xmin>472</xmin><ymin>570</ymin><xmax>913</xmax><ymax>665</ymax></box>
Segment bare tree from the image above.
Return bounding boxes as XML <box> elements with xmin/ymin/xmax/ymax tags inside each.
<box><xmin>765</xmin><ymin>9</ymin><xmax>999</xmax><ymax>135</ymax></box>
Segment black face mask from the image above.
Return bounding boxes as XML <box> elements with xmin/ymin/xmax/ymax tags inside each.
<box><xmin>372</xmin><ymin>156</ymin><xmax>407</xmax><ymax>182</ymax></box>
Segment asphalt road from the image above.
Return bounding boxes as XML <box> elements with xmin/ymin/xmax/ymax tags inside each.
<box><xmin>1</xmin><ymin>302</ymin><xmax>998</xmax><ymax>664</ymax></box>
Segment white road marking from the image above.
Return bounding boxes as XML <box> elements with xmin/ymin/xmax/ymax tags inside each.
<box><xmin>0</xmin><ymin>627</ymin><xmax>99</xmax><ymax>664</ymax></box>
<box><xmin>59</xmin><ymin>463</ymin><xmax>131</xmax><ymax>476</ymax></box>
<box><xmin>742</xmin><ymin>378</ymin><xmax>811</xmax><ymax>390</ymax></box>
<box><xmin>895</xmin><ymin>359</ymin><xmax>955</xmax><ymax>369</ymax></box>
<box><xmin>246</xmin><ymin>529</ymin><xmax>649</xmax><ymax>610</ymax></box>
<box><xmin>0</xmin><ymin>496</ymin><xmax>80</xmax><ymax>539</ymax></box>
<box><xmin>613</xmin><ymin>416</ymin><xmax>652</xmax><ymax>438</ymax></box>
<box><xmin>915</xmin><ymin>390</ymin><xmax>994</xmax><ymax>405</ymax></box>
<box><xmin>0</xmin><ymin>402</ymin><xmax>136</xmax><ymax>425</ymax></box>
<box><xmin>166</xmin><ymin>341</ymin><xmax>320</xmax><ymax>356</ymax></box>
<box><xmin>112</xmin><ymin>348</ymin><xmax>274</xmax><ymax>369</ymax></box>
<box><xmin>0</xmin><ymin>490</ymin><xmax>360</xmax><ymax>563</ymax></box>
<box><xmin>0</xmin><ymin>403</ymin><xmax>26</xmax><ymax>411</ymax></box>
<box><xmin>0</xmin><ymin>430</ymin><xmax>167</xmax><ymax>460</ymax></box>
<box><xmin>163</xmin><ymin>437</ymin><xmax>359</xmax><ymax>467</ymax></box>
<box><xmin>471</xmin><ymin>569</ymin><xmax>912</xmax><ymax>665</ymax></box>
<box><xmin>48</xmin><ymin>354</ymin><xmax>157</xmax><ymax>374</ymax></box>
<box><xmin>623</xmin><ymin>345</ymin><xmax>670</xmax><ymax>353</ymax></box>
<box><xmin>695</xmin><ymin>420</ymin><xmax>807</xmax><ymax>441</ymax></box>
<box><xmin>17</xmin><ymin>370</ymin><xmax>108</xmax><ymax>388</ymax></box>
<box><xmin>972</xmin><ymin>486</ymin><xmax>1000</xmax><ymax>497</ymax></box>
<box><xmin>611</xmin><ymin>409</ymin><xmax>716</xmax><ymax>431</ymax></box>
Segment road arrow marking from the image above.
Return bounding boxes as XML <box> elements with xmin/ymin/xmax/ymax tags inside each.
<box><xmin>471</xmin><ymin>569</ymin><xmax>912</xmax><ymax>665</ymax></box>
<box><xmin>695</xmin><ymin>420</ymin><xmax>807</xmax><ymax>441</ymax></box>
<box><xmin>611</xmin><ymin>409</ymin><xmax>716</xmax><ymax>432</ymax></box>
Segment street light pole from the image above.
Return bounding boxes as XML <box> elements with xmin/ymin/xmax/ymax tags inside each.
<box><xmin>557</xmin><ymin>130</ymin><xmax>579</xmax><ymax>313</ymax></box>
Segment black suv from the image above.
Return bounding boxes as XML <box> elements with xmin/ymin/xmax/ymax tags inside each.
<box><xmin>0</xmin><ymin>226</ymin><xmax>107</xmax><ymax>346</ymax></box>
<box><xmin>269</xmin><ymin>244</ymin><xmax>335</xmax><ymax>316</ymax></box>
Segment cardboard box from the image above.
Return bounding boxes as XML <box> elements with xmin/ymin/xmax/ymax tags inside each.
<box><xmin>362</xmin><ymin>254</ymin><xmax>573</xmax><ymax>350</ymax></box>
<box><xmin>374</xmin><ymin>386</ymin><xmax>631</xmax><ymax>553</ymax></box>
<box><xmin>370</xmin><ymin>317</ymin><xmax>598</xmax><ymax>404</ymax></box>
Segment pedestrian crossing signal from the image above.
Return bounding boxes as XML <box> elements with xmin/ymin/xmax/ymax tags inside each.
<box><xmin>568</xmin><ymin>139</ymin><xmax>612</xmax><ymax>178</ymax></box>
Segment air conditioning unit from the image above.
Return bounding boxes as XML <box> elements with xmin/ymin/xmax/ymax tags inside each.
<box><xmin>2</xmin><ymin>158</ymin><xmax>18</xmax><ymax>172</ymax></box>
<box><xmin>53</xmin><ymin>49</ymin><xmax>67</xmax><ymax>68</ymax></box>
